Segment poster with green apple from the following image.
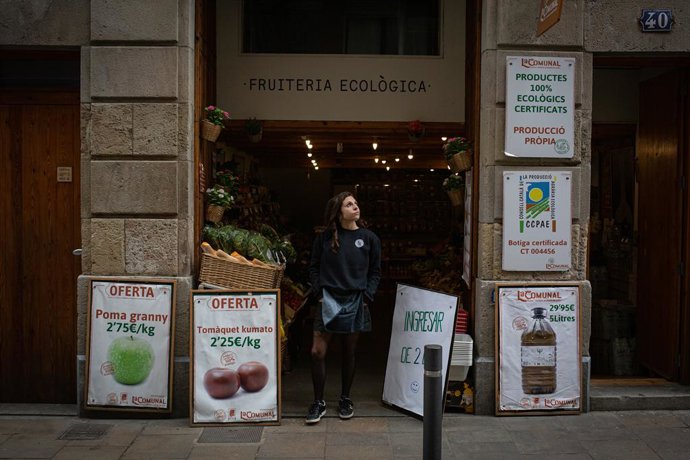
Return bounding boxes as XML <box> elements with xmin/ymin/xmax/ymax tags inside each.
<box><xmin>86</xmin><ymin>279</ymin><xmax>176</xmax><ymax>412</ymax></box>
<box><xmin>191</xmin><ymin>290</ymin><xmax>280</xmax><ymax>425</ymax></box>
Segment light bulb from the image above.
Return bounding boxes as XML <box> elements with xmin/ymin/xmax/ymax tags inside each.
<box><xmin>307</xmin><ymin>144</ymin><xmax>313</xmax><ymax>150</ymax></box>
<box><xmin>314</xmin><ymin>166</ymin><xmax>319</xmax><ymax>170</ymax></box>
<box><xmin>441</xmin><ymin>137</ymin><xmax>447</xmax><ymax>141</ymax></box>
<box><xmin>386</xmin><ymin>166</ymin><xmax>390</xmax><ymax>171</ymax></box>
<box><xmin>305</xmin><ymin>139</ymin><xmax>311</xmax><ymax>147</ymax></box>
<box><xmin>372</xmin><ymin>142</ymin><xmax>378</xmax><ymax>150</ymax></box>
<box><xmin>381</xmin><ymin>160</ymin><xmax>387</xmax><ymax>164</ymax></box>
<box><xmin>447</xmin><ymin>165</ymin><xmax>451</xmax><ymax>170</ymax></box>
<box><xmin>430</xmin><ymin>168</ymin><xmax>435</xmax><ymax>172</ymax></box>
<box><xmin>374</xmin><ymin>157</ymin><xmax>379</xmax><ymax>163</ymax></box>
<box><xmin>395</xmin><ymin>158</ymin><xmax>400</xmax><ymax>162</ymax></box>
<box><xmin>408</xmin><ymin>154</ymin><xmax>413</xmax><ymax>159</ymax></box>
<box><xmin>307</xmin><ymin>152</ymin><xmax>312</xmax><ymax>157</ymax></box>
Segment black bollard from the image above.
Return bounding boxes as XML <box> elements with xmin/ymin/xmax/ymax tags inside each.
<box><xmin>423</xmin><ymin>344</ymin><xmax>443</xmax><ymax>460</ymax></box>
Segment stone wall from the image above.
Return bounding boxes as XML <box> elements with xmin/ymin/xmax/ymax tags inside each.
<box><xmin>0</xmin><ymin>0</ymin><xmax>90</xmax><ymax>46</ymax></box>
<box><xmin>76</xmin><ymin>0</ymin><xmax>195</xmax><ymax>417</ymax></box>
<box><xmin>476</xmin><ymin>0</ymin><xmax>592</xmax><ymax>414</ymax></box>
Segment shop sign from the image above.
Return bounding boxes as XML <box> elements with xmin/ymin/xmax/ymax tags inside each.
<box><xmin>640</xmin><ymin>9</ymin><xmax>673</xmax><ymax>32</ymax></box>
<box><xmin>502</xmin><ymin>171</ymin><xmax>572</xmax><ymax>271</ymax></box>
<box><xmin>85</xmin><ymin>279</ymin><xmax>176</xmax><ymax>413</ymax></box>
<box><xmin>382</xmin><ymin>284</ymin><xmax>458</xmax><ymax>417</ymax></box>
<box><xmin>191</xmin><ymin>290</ymin><xmax>280</xmax><ymax>426</ymax></box>
<box><xmin>505</xmin><ymin>56</ymin><xmax>575</xmax><ymax>158</ymax></box>
<box><xmin>496</xmin><ymin>284</ymin><xmax>581</xmax><ymax>414</ymax></box>
<box><xmin>536</xmin><ymin>0</ymin><xmax>564</xmax><ymax>36</ymax></box>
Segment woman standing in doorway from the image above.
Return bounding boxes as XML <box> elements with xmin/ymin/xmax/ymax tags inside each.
<box><xmin>306</xmin><ymin>191</ymin><xmax>381</xmax><ymax>424</ymax></box>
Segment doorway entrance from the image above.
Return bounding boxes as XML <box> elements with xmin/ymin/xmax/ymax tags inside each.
<box><xmin>590</xmin><ymin>62</ymin><xmax>690</xmax><ymax>387</ymax></box>
<box><xmin>0</xmin><ymin>52</ymin><xmax>81</xmax><ymax>403</ymax></box>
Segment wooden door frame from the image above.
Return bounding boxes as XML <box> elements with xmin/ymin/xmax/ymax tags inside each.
<box><xmin>681</xmin><ymin>70</ymin><xmax>690</xmax><ymax>384</ymax></box>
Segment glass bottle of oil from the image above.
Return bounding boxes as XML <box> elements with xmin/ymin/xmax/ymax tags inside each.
<box><xmin>521</xmin><ymin>307</ymin><xmax>557</xmax><ymax>394</ymax></box>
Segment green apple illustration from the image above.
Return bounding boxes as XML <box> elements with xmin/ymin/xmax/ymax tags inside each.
<box><xmin>107</xmin><ymin>336</ymin><xmax>154</xmax><ymax>385</ymax></box>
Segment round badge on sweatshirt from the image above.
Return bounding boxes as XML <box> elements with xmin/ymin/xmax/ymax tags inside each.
<box><xmin>355</xmin><ymin>239</ymin><xmax>364</xmax><ymax>248</ymax></box>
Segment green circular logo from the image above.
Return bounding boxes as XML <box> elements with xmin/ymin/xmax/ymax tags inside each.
<box><xmin>555</xmin><ymin>139</ymin><xmax>570</xmax><ymax>154</ymax></box>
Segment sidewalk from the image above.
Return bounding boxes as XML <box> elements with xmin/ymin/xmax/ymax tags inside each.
<box><xmin>1</xmin><ymin>409</ymin><xmax>690</xmax><ymax>459</ymax></box>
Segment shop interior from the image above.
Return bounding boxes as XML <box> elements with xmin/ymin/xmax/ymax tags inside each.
<box><xmin>590</xmin><ymin>63</ymin><xmax>690</xmax><ymax>390</ymax></box>
<box><xmin>200</xmin><ymin>121</ymin><xmax>471</xmax><ymax>414</ymax></box>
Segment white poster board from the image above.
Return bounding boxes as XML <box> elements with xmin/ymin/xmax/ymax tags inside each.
<box><xmin>505</xmin><ymin>56</ymin><xmax>575</xmax><ymax>158</ymax></box>
<box><xmin>382</xmin><ymin>284</ymin><xmax>458</xmax><ymax>417</ymax></box>
<box><xmin>502</xmin><ymin>171</ymin><xmax>572</xmax><ymax>271</ymax></box>
<box><xmin>85</xmin><ymin>279</ymin><xmax>176</xmax><ymax>413</ymax></box>
<box><xmin>497</xmin><ymin>284</ymin><xmax>581</xmax><ymax>414</ymax></box>
<box><xmin>191</xmin><ymin>290</ymin><xmax>280</xmax><ymax>425</ymax></box>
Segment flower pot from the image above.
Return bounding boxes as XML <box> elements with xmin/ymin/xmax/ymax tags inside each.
<box><xmin>448</xmin><ymin>150</ymin><xmax>472</xmax><ymax>173</ymax></box>
<box><xmin>447</xmin><ymin>189</ymin><xmax>463</xmax><ymax>207</ymax></box>
<box><xmin>206</xmin><ymin>204</ymin><xmax>225</xmax><ymax>223</ymax></box>
<box><xmin>408</xmin><ymin>129</ymin><xmax>425</xmax><ymax>142</ymax></box>
<box><xmin>248</xmin><ymin>131</ymin><xmax>262</xmax><ymax>143</ymax></box>
<box><xmin>201</xmin><ymin>120</ymin><xmax>222</xmax><ymax>142</ymax></box>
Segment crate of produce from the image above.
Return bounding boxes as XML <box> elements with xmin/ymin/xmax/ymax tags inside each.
<box><xmin>199</xmin><ymin>253</ymin><xmax>284</xmax><ymax>289</ymax></box>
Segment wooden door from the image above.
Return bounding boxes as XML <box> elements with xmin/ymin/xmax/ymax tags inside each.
<box><xmin>636</xmin><ymin>72</ymin><xmax>682</xmax><ymax>380</ymax></box>
<box><xmin>0</xmin><ymin>94</ymin><xmax>80</xmax><ymax>402</ymax></box>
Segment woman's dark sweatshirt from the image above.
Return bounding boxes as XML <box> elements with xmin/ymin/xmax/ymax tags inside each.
<box><xmin>309</xmin><ymin>227</ymin><xmax>381</xmax><ymax>302</ymax></box>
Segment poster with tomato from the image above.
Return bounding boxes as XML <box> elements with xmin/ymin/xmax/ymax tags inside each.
<box><xmin>85</xmin><ymin>279</ymin><xmax>176</xmax><ymax>413</ymax></box>
<box><xmin>191</xmin><ymin>289</ymin><xmax>280</xmax><ymax>425</ymax></box>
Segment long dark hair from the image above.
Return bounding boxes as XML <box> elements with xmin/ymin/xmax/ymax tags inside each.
<box><xmin>323</xmin><ymin>191</ymin><xmax>364</xmax><ymax>253</ymax></box>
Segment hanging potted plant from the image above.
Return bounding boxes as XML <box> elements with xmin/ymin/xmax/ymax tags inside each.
<box><xmin>442</xmin><ymin>173</ymin><xmax>464</xmax><ymax>207</ymax></box>
<box><xmin>205</xmin><ymin>185</ymin><xmax>234</xmax><ymax>224</ymax></box>
<box><xmin>407</xmin><ymin>119</ymin><xmax>425</xmax><ymax>142</ymax></box>
<box><xmin>443</xmin><ymin>136</ymin><xmax>472</xmax><ymax>173</ymax></box>
<box><xmin>201</xmin><ymin>105</ymin><xmax>230</xmax><ymax>142</ymax></box>
<box><xmin>245</xmin><ymin>118</ymin><xmax>263</xmax><ymax>143</ymax></box>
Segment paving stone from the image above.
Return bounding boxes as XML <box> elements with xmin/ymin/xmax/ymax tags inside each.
<box><xmin>656</xmin><ymin>450</ymin><xmax>690</xmax><ymax>460</ymax></box>
<box><xmin>326</xmin><ymin>417</ymin><xmax>388</xmax><ymax>433</ymax></box>
<box><xmin>559</xmin><ymin>411</ymin><xmax>625</xmax><ymax>431</ymax></box>
<box><xmin>140</xmin><ymin>422</ymin><xmax>202</xmax><ymax>436</ymax></box>
<box><xmin>500</xmin><ymin>416</ymin><xmax>565</xmax><ymax>431</ymax></box>
<box><xmin>264</xmin><ymin>418</ymin><xmax>327</xmax><ymax>433</ymax></box>
<box><xmin>324</xmin><ymin>443</ymin><xmax>393</xmax><ymax>459</ymax></box>
<box><xmin>121</xmin><ymin>433</ymin><xmax>196</xmax><ymax>459</ymax></box>
<box><xmin>387</xmin><ymin>417</ymin><xmax>423</xmax><ymax>433</ymax></box>
<box><xmin>617</xmin><ymin>411</ymin><xmax>688</xmax><ymax>428</ymax></box>
<box><xmin>631</xmin><ymin>426</ymin><xmax>690</xmax><ymax>452</ymax></box>
<box><xmin>389</xmin><ymin>431</ymin><xmax>423</xmax><ymax>458</ymax></box>
<box><xmin>0</xmin><ymin>434</ymin><xmax>67</xmax><ymax>459</ymax></box>
<box><xmin>66</xmin><ymin>423</ymin><xmax>144</xmax><ymax>447</ymax></box>
<box><xmin>510</xmin><ymin>430</ymin><xmax>586</xmax><ymax>455</ymax></box>
<box><xmin>583</xmin><ymin>439</ymin><xmax>662</xmax><ymax>459</ymax></box>
<box><xmin>569</xmin><ymin>425</ymin><xmax>638</xmax><ymax>441</ymax></box>
<box><xmin>443</xmin><ymin>414</ymin><xmax>503</xmax><ymax>431</ymax></box>
<box><xmin>188</xmin><ymin>444</ymin><xmax>260</xmax><ymax>459</ymax></box>
<box><xmin>53</xmin><ymin>445</ymin><xmax>126</xmax><ymax>459</ymax></box>
<box><xmin>325</xmin><ymin>432</ymin><xmax>389</xmax><ymax>446</ymax></box>
<box><xmin>257</xmin><ymin>432</ymin><xmax>325</xmax><ymax>458</ymax></box>
<box><xmin>446</xmin><ymin>441</ymin><xmax>518</xmax><ymax>459</ymax></box>
<box><xmin>445</xmin><ymin>426</ymin><xmax>511</xmax><ymax>443</ymax></box>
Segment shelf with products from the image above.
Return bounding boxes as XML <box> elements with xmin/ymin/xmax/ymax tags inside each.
<box><xmin>331</xmin><ymin>169</ymin><xmax>465</xmax><ymax>295</ymax></box>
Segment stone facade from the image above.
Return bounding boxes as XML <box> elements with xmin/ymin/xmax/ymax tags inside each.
<box><xmin>3</xmin><ymin>0</ymin><xmax>690</xmax><ymax>416</ymax></box>
<box><xmin>77</xmin><ymin>0</ymin><xmax>195</xmax><ymax>417</ymax></box>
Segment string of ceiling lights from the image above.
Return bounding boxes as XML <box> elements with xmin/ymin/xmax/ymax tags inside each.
<box><xmin>303</xmin><ymin>135</ymin><xmax>452</xmax><ymax>172</ymax></box>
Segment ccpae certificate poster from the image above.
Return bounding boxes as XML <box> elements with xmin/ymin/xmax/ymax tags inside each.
<box><xmin>85</xmin><ymin>279</ymin><xmax>176</xmax><ymax>413</ymax></box>
<box><xmin>191</xmin><ymin>290</ymin><xmax>280</xmax><ymax>426</ymax></box>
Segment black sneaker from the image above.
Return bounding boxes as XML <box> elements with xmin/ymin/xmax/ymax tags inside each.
<box><xmin>305</xmin><ymin>400</ymin><xmax>326</xmax><ymax>424</ymax></box>
<box><xmin>338</xmin><ymin>396</ymin><xmax>354</xmax><ymax>419</ymax></box>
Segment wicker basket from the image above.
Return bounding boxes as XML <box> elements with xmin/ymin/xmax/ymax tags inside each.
<box><xmin>448</xmin><ymin>150</ymin><xmax>472</xmax><ymax>173</ymax></box>
<box><xmin>199</xmin><ymin>253</ymin><xmax>284</xmax><ymax>289</ymax></box>
<box><xmin>447</xmin><ymin>189</ymin><xmax>463</xmax><ymax>207</ymax></box>
<box><xmin>201</xmin><ymin>119</ymin><xmax>222</xmax><ymax>142</ymax></box>
<box><xmin>205</xmin><ymin>204</ymin><xmax>225</xmax><ymax>223</ymax></box>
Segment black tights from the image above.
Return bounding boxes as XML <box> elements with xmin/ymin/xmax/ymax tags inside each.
<box><xmin>311</xmin><ymin>332</ymin><xmax>360</xmax><ymax>401</ymax></box>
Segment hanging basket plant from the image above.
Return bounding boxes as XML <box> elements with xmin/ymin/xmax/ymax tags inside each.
<box><xmin>407</xmin><ymin>119</ymin><xmax>425</xmax><ymax>142</ymax></box>
<box><xmin>443</xmin><ymin>137</ymin><xmax>472</xmax><ymax>173</ymax></box>
<box><xmin>245</xmin><ymin>118</ymin><xmax>263</xmax><ymax>143</ymax></box>
<box><xmin>201</xmin><ymin>105</ymin><xmax>230</xmax><ymax>142</ymax></box>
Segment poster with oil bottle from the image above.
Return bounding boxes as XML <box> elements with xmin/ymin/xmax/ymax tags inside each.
<box><xmin>496</xmin><ymin>284</ymin><xmax>581</xmax><ymax>414</ymax></box>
